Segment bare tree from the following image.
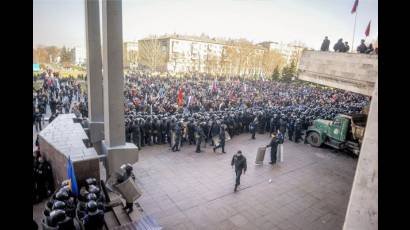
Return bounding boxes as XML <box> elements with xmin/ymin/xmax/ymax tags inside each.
<box><xmin>138</xmin><ymin>37</ymin><xmax>166</xmax><ymax>72</ymax></box>
<box><xmin>262</xmin><ymin>50</ymin><xmax>285</xmax><ymax>77</ymax></box>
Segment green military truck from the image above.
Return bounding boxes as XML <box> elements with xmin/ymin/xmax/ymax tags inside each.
<box><xmin>305</xmin><ymin>113</ymin><xmax>367</xmax><ymax>156</ymax></box>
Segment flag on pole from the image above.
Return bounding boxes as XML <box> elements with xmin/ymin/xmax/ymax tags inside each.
<box><xmin>212</xmin><ymin>79</ymin><xmax>217</xmax><ymax>93</ymax></box>
<box><xmin>187</xmin><ymin>95</ymin><xmax>192</xmax><ymax>106</ymax></box>
<box><xmin>351</xmin><ymin>0</ymin><xmax>359</xmax><ymax>14</ymax></box>
<box><xmin>66</xmin><ymin>156</ymin><xmax>78</xmax><ymax>196</ymax></box>
<box><xmin>365</xmin><ymin>20</ymin><xmax>371</xmax><ymax>37</ymax></box>
<box><xmin>178</xmin><ymin>87</ymin><xmax>183</xmax><ymax>107</ymax></box>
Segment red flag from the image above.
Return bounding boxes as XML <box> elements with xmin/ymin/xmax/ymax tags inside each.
<box><xmin>177</xmin><ymin>87</ymin><xmax>183</xmax><ymax>107</ymax></box>
<box><xmin>365</xmin><ymin>20</ymin><xmax>371</xmax><ymax>37</ymax></box>
<box><xmin>351</xmin><ymin>0</ymin><xmax>359</xmax><ymax>14</ymax></box>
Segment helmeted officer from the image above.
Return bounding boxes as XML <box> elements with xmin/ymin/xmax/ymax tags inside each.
<box><xmin>172</xmin><ymin>122</ymin><xmax>182</xmax><ymax>152</ymax></box>
<box><xmin>194</xmin><ymin>122</ymin><xmax>206</xmax><ymax>153</ymax></box>
<box><xmin>213</xmin><ymin>124</ymin><xmax>226</xmax><ymax>153</ymax></box>
<box><xmin>82</xmin><ymin>201</ymin><xmax>105</xmax><ymax>230</ymax></box>
<box><xmin>249</xmin><ymin>119</ymin><xmax>256</xmax><ymax>139</ymax></box>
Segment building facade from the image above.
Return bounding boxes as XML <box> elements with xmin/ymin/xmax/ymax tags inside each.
<box><xmin>258</xmin><ymin>41</ymin><xmax>305</xmax><ymax>65</ymax></box>
<box><xmin>138</xmin><ymin>35</ymin><xmax>265</xmax><ymax>75</ymax></box>
<box><xmin>73</xmin><ymin>47</ymin><xmax>86</xmax><ymax>65</ymax></box>
<box><xmin>123</xmin><ymin>42</ymin><xmax>138</xmax><ymax>69</ymax></box>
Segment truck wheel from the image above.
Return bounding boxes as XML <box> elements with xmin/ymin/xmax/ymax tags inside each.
<box><xmin>307</xmin><ymin>132</ymin><xmax>321</xmax><ymax>147</ymax></box>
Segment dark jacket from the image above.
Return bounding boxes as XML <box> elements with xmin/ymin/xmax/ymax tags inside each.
<box><xmin>267</xmin><ymin>137</ymin><xmax>278</xmax><ymax>153</ymax></box>
<box><xmin>231</xmin><ymin>154</ymin><xmax>247</xmax><ymax>172</ymax></box>
<box><xmin>320</xmin><ymin>39</ymin><xmax>330</xmax><ymax>51</ymax></box>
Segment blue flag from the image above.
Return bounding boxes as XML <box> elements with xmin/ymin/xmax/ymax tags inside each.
<box><xmin>67</xmin><ymin>156</ymin><xmax>79</xmax><ymax>196</ymax></box>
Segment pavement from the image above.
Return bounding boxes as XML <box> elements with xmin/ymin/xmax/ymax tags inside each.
<box><xmin>132</xmin><ymin>133</ymin><xmax>357</xmax><ymax>230</ymax></box>
<box><xmin>32</xmin><ymin>102</ymin><xmax>357</xmax><ymax>229</ymax></box>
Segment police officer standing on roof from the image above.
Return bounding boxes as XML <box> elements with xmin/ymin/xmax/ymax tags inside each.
<box><xmin>333</xmin><ymin>38</ymin><xmax>346</xmax><ymax>52</ymax></box>
<box><xmin>320</xmin><ymin>36</ymin><xmax>330</xmax><ymax>51</ymax></box>
<box><xmin>357</xmin><ymin>39</ymin><xmax>368</xmax><ymax>53</ymax></box>
<box><xmin>231</xmin><ymin>150</ymin><xmax>247</xmax><ymax>192</ymax></box>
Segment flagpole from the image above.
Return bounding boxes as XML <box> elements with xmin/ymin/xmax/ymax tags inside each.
<box><xmin>352</xmin><ymin>11</ymin><xmax>358</xmax><ymax>52</ymax></box>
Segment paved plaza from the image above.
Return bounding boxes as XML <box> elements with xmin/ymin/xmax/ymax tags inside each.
<box><xmin>133</xmin><ymin>133</ymin><xmax>357</xmax><ymax>230</ymax></box>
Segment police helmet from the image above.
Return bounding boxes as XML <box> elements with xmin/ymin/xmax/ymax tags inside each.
<box><xmin>52</xmin><ymin>201</ymin><xmax>66</xmax><ymax>211</ymax></box>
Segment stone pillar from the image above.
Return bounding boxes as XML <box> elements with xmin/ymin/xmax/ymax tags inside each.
<box><xmin>343</xmin><ymin>80</ymin><xmax>378</xmax><ymax>230</ymax></box>
<box><xmin>85</xmin><ymin>0</ymin><xmax>104</xmax><ymax>154</ymax></box>
<box><xmin>101</xmin><ymin>0</ymin><xmax>138</xmax><ymax>177</ymax></box>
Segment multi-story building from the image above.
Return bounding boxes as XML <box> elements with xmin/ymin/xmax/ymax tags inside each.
<box><xmin>123</xmin><ymin>42</ymin><xmax>138</xmax><ymax>69</ymax></box>
<box><xmin>73</xmin><ymin>46</ymin><xmax>86</xmax><ymax>65</ymax></box>
<box><xmin>138</xmin><ymin>34</ymin><xmax>265</xmax><ymax>75</ymax></box>
<box><xmin>258</xmin><ymin>41</ymin><xmax>305</xmax><ymax>65</ymax></box>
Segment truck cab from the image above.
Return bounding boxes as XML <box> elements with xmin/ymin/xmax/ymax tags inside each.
<box><xmin>306</xmin><ymin>114</ymin><xmax>367</xmax><ymax>155</ymax></box>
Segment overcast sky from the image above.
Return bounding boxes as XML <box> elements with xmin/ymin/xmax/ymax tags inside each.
<box><xmin>33</xmin><ymin>0</ymin><xmax>378</xmax><ymax>49</ymax></box>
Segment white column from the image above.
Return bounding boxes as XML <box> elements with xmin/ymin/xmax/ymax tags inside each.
<box><xmin>85</xmin><ymin>0</ymin><xmax>105</xmax><ymax>154</ymax></box>
<box><xmin>101</xmin><ymin>0</ymin><xmax>138</xmax><ymax>177</ymax></box>
<box><xmin>343</xmin><ymin>80</ymin><xmax>378</xmax><ymax>230</ymax></box>
<box><xmin>101</xmin><ymin>0</ymin><xmax>125</xmax><ymax>147</ymax></box>
<box><xmin>85</xmin><ymin>0</ymin><xmax>104</xmax><ymax>123</ymax></box>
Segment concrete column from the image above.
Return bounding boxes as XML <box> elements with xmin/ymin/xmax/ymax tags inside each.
<box><xmin>101</xmin><ymin>0</ymin><xmax>138</xmax><ymax>176</ymax></box>
<box><xmin>102</xmin><ymin>0</ymin><xmax>125</xmax><ymax>147</ymax></box>
<box><xmin>343</xmin><ymin>80</ymin><xmax>378</xmax><ymax>230</ymax></box>
<box><xmin>85</xmin><ymin>0</ymin><xmax>104</xmax><ymax>152</ymax></box>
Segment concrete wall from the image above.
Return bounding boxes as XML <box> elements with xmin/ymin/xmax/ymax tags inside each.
<box><xmin>38</xmin><ymin>114</ymin><xmax>100</xmax><ymax>189</ymax></box>
<box><xmin>298</xmin><ymin>51</ymin><xmax>377</xmax><ymax>96</ymax></box>
<box><xmin>343</xmin><ymin>80</ymin><xmax>378</xmax><ymax>230</ymax></box>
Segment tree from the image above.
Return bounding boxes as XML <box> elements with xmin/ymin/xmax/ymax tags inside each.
<box><xmin>60</xmin><ymin>46</ymin><xmax>74</xmax><ymax>64</ymax></box>
<box><xmin>281</xmin><ymin>59</ymin><xmax>297</xmax><ymax>82</ymax></box>
<box><xmin>33</xmin><ymin>46</ymin><xmax>49</xmax><ymax>64</ymax></box>
<box><xmin>271</xmin><ymin>66</ymin><xmax>280</xmax><ymax>81</ymax></box>
<box><xmin>262</xmin><ymin>50</ymin><xmax>285</xmax><ymax>77</ymax></box>
<box><xmin>138</xmin><ymin>37</ymin><xmax>166</xmax><ymax>72</ymax></box>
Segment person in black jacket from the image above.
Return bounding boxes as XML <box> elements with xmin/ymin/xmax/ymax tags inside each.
<box><xmin>231</xmin><ymin>150</ymin><xmax>247</xmax><ymax>192</ymax></box>
<box><xmin>266</xmin><ymin>134</ymin><xmax>279</xmax><ymax>164</ymax></box>
<box><xmin>357</xmin><ymin>39</ymin><xmax>368</xmax><ymax>53</ymax></box>
<box><xmin>320</xmin><ymin>36</ymin><xmax>330</xmax><ymax>51</ymax></box>
<box><xmin>249</xmin><ymin>120</ymin><xmax>256</xmax><ymax>139</ymax></box>
<box><xmin>195</xmin><ymin>122</ymin><xmax>206</xmax><ymax>153</ymax></box>
<box><xmin>172</xmin><ymin>122</ymin><xmax>182</xmax><ymax>152</ymax></box>
<box><xmin>213</xmin><ymin>125</ymin><xmax>226</xmax><ymax>153</ymax></box>
<box><xmin>333</xmin><ymin>38</ymin><xmax>345</xmax><ymax>52</ymax></box>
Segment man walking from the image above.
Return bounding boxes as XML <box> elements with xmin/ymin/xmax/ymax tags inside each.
<box><xmin>231</xmin><ymin>150</ymin><xmax>247</xmax><ymax>192</ymax></box>
<box><xmin>213</xmin><ymin>125</ymin><xmax>226</xmax><ymax>153</ymax></box>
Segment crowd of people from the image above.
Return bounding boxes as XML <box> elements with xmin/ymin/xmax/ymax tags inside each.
<box><xmin>320</xmin><ymin>36</ymin><xmax>377</xmax><ymax>54</ymax></box>
<box><xmin>33</xmin><ymin>71</ymin><xmax>369</xmax><ymax>156</ymax></box>
<box><xmin>33</xmin><ymin>72</ymin><xmax>88</xmax><ymax>133</ymax></box>
<box><xmin>33</xmin><ymin>150</ymin><xmax>54</xmax><ymax>204</ymax></box>
<box><xmin>122</xmin><ymin>73</ymin><xmax>370</xmax><ymax>153</ymax></box>
<box><xmin>42</xmin><ymin>177</ymin><xmax>106</xmax><ymax>230</ymax></box>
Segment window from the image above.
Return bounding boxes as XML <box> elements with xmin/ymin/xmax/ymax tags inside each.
<box><xmin>333</xmin><ymin>119</ymin><xmax>341</xmax><ymax>126</ymax></box>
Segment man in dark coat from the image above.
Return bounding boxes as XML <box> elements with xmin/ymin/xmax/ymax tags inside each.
<box><xmin>249</xmin><ymin>120</ymin><xmax>256</xmax><ymax>139</ymax></box>
<box><xmin>195</xmin><ymin>122</ymin><xmax>206</xmax><ymax>153</ymax></box>
<box><xmin>357</xmin><ymin>39</ymin><xmax>368</xmax><ymax>53</ymax></box>
<box><xmin>320</xmin><ymin>36</ymin><xmax>330</xmax><ymax>51</ymax></box>
<box><xmin>213</xmin><ymin>125</ymin><xmax>226</xmax><ymax>153</ymax></box>
<box><xmin>172</xmin><ymin>122</ymin><xmax>182</xmax><ymax>152</ymax></box>
<box><xmin>333</xmin><ymin>38</ymin><xmax>345</xmax><ymax>52</ymax></box>
<box><xmin>231</xmin><ymin>150</ymin><xmax>247</xmax><ymax>192</ymax></box>
<box><xmin>266</xmin><ymin>134</ymin><xmax>279</xmax><ymax>164</ymax></box>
